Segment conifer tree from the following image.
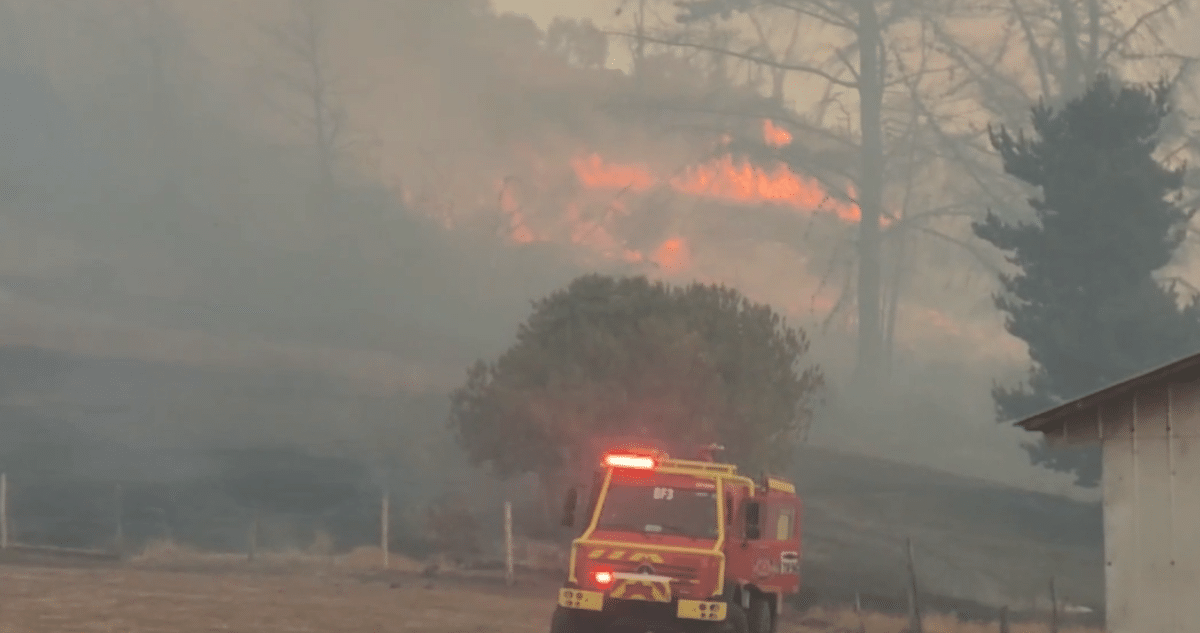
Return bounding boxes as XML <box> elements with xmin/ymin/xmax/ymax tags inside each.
<box><xmin>975</xmin><ymin>74</ymin><xmax>1200</xmax><ymax>487</ymax></box>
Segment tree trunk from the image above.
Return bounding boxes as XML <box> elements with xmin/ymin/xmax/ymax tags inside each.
<box><xmin>854</xmin><ymin>0</ymin><xmax>886</xmax><ymax>385</ymax></box>
<box><xmin>883</xmin><ymin>231</ymin><xmax>906</xmax><ymax>371</ymax></box>
<box><xmin>633</xmin><ymin>0</ymin><xmax>647</xmax><ymax>90</ymax></box>
<box><xmin>771</xmin><ymin>69</ymin><xmax>786</xmax><ymax>105</ymax></box>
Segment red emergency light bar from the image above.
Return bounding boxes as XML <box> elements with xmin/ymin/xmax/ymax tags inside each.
<box><xmin>603</xmin><ymin>453</ymin><xmax>656</xmax><ymax>469</ymax></box>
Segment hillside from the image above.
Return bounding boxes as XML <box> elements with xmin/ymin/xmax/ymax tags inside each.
<box><xmin>0</xmin><ymin>339</ymin><xmax>1104</xmax><ymax>618</ymax></box>
<box><xmin>790</xmin><ymin>445</ymin><xmax>1103</xmax><ymax>615</ymax></box>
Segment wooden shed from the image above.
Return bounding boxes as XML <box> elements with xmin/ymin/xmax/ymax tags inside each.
<box><xmin>1015</xmin><ymin>352</ymin><xmax>1200</xmax><ymax>633</ymax></box>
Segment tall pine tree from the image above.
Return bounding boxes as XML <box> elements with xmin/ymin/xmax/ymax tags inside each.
<box><xmin>975</xmin><ymin>73</ymin><xmax>1200</xmax><ymax>487</ymax></box>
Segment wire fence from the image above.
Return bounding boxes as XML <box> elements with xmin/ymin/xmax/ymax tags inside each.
<box><xmin>0</xmin><ymin>471</ymin><xmax>1103</xmax><ymax>631</ymax></box>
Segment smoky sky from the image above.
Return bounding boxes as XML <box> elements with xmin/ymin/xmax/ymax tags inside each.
<box><xmin>0</xmin><ymin>0</ymin><xmax>1135</xmax><ymax>499</ymax></box>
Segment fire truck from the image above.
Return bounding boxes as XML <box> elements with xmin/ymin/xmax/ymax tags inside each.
<box><xmin>551</xmin><ymin>445</ymin><xmax>802</xmax><ymax>633</ymax></box>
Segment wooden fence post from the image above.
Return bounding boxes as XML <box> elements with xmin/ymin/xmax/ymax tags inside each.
<box><xmin>247</xmin><ymin>511</ymin><xmax>259</xmax><ymax>563</ymax></box>
<box><xmin>1</xmin><ymin>472</ymin><xmax>8</xmax><ymax>550</ymax></box>
<box><xmin>905</xmin><ymin>537</ymin><xmax>924</xmax><ymax>633</ymax></box>
<box><xmin>1049</xmin><ymin>577</ymin><xmax>1059</xmax><ymax>633</ymax></box>
<box><xmin>113</xmin><ymin>483</ymin><xmax>124</xmax><ymax>557</ymax></box>
<box><xmin>504</xmin><ymin>500</ymin><xmax>515</xmax><ymax>586</ymax></box>
<box><xmin>854</xmin><ymin>589</ymin><xmax>866</xmax><ymax>633</ymax></box>
<box><xmin>381</xmin><ymin>489</ymin><xmax>390</xmax><ymax>569</ymax></box>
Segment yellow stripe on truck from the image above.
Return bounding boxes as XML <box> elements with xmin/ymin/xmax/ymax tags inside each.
<box><xmin>610</xmin><ymin>579</ymin><xmax>672</xmax><ymax>603</ymax></box>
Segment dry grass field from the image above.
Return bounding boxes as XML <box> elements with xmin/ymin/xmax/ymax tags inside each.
<box><xmin>0</xmin><ymin>546</ymin><xmax>1102</xmax><ymax>633</ymax></box>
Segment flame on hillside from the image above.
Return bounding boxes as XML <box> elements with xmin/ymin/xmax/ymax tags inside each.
<box><xmin>672</xmin><ymin>156</ymin><xmax>861</xmax><ymax>223</ymax></box>
<box><xmin>571</xmin><ymin>154</ymin><xmax>656</xmax><ymax>192</ymax></box>
<box><xmin>492</xmin><ymin>118</ymin><xmax>880</xmax><ymax>276</ymax></box>
<box><xmin>652</xmin><ymin>237</ymin><xmax>691</xmax><ymax>273</ymax></box>
<box><xmin>763</xmin><ymin>119</ymin><xmax>792</xmax><ymax>147</ymax></box>
<box><xmin>571</xmin><ymin>119</ymin><xmax>863</xmax><ymax>223</ymax></box>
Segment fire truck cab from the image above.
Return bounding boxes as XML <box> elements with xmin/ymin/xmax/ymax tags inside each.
<box><xmin>552</xmin><ymin>446</ymin><xmax>802</xmax><ymax>633</ymax></box>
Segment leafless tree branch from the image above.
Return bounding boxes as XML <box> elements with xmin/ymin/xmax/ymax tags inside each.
<box><xmin>605</xmin><ymin>29</ymin><xmax>862</xmax><ymax>88</ymax></box>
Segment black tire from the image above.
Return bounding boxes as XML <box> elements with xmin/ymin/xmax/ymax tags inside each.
<box><xmin>718</xmin><ymin>603</ymin><xmax>750</xmax><ymax>633</ymax></box>
<box><xmin>747</xmin><ymin>597</ymin><xmax>774</xmax><ymax>633</ymax></box>
<box><xmin>550</xmin><ymin>606</ymin><xmax>601</xmax><ymax>633</ymax></box>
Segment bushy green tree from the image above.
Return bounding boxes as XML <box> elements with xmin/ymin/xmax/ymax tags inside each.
<box><xmin>448</xmin><ymin>274</ymin><xmax>825</xmax><ymax>485</ymax></box>
<box><xmin>974</xmin><ymin>74</ymin><xmax>1200</xmax><ymax>487</ymax></box>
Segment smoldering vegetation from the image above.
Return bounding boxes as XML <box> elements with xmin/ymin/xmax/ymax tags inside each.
<box><xmin>2</xmin><ymin>0</ymin><xmax>1188</xmax><ymax>619</ymax></box>
<box><xmin>0</xmin><ymin>0</ymin><xmax>1080</xmax><ymax>496</ymax></box>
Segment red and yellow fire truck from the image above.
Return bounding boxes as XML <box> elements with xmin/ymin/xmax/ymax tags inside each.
<box><xmin>552</xmin><ymin>445</ymin><xmax>802</xmax><ymax>633</ymax></box>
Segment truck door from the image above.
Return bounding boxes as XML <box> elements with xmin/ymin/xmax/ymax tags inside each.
<box><xmin>764</xmin><ymin>499</ymin><xmax>801</xmax><ymax>593</ymax></box>
<box><xmin>742</xmin><ymin>499</ymin><xmax>799</xmax><ymax>589</ymax></box>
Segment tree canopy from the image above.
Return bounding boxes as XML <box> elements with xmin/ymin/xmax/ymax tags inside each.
<box><xmin>974</xmin><ymin>73</ymin><xmax>1200</xmax><ymax>487</ymax></box>
<box><xmin>448</xmin><ymin>274</ymin><xmax>825</xmax><ymax>481</ymax></box>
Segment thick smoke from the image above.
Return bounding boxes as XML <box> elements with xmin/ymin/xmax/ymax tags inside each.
<box><xmin>0</xmin><ymin>0</ymin><xmax>1108</xmax><ymax>571</ymax></box>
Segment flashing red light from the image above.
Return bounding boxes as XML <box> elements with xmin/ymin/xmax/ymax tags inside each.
<box><xmin>594</xmin><ymin>570</ymin><xmax>615</xmax><ymax>586</ymax></box>
<box><xmin>604</xmin><ymin>454</ymin><xmax>656</xmax><ymax>469</ymax></box>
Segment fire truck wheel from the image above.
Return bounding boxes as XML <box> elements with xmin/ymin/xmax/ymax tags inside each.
<box><xmin>550</xmin><ymin>606</ymin><xmax>600</xmax><ymax>633</ymax></box>
<box><xmin>718</xmin><ymin>603</ymin><xmax>750</xmax><ymax>633</ymax></box>
<box><xmin>747</xmin><ymin>597</ymin><xmax>774</xmax><ymax>633</ymax></box>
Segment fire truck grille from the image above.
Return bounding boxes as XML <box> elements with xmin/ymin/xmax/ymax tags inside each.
<box><xmin>609</xmin><ymin>559</ymin><xmax>701</xmax><ymax>582</ymax></box>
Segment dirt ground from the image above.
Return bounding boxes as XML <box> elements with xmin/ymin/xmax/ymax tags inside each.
<box><xmin>0</xmin><ymin>562</ymin><xmax>554</xmax><ymax>633</ymax></box>
<box><xmin>0</xmin><ymin>560</ymin><xmax>1101</xmax><ymax>633</ymax></box>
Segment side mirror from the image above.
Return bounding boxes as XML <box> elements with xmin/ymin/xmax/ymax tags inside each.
<box><xmin>561</xmin><ymin>487</ymin><xmax>579</xmax><ymax>528</ymax></box>
<box><xmin>744</xmin><ymin>501</ymin><xmax>761</xmax><ymax>540</ymax></box>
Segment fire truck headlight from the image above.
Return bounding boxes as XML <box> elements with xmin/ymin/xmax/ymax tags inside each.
<box><xmin>594</xmin><ymin>570</ymin><xmax>614</xmax><ymax>586</ymax></box>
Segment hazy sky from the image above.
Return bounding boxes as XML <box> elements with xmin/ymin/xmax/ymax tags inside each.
<box><xmin>495</xmin><ymin>0</ymin><xmax>612</xmax><ymax>26</ymax></box>
<box><xmin>7</xmin><ymin>0</ymin><xmax>1187</xmax><ymax>498</ymax></box>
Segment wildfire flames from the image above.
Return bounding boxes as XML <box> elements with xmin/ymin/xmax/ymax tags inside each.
<box><xmin>497</xmin><ymin>118</ymin><xmax>869</xmax><ymax>276</ymax></box>
<box><xmin>763</xmin><ymin>119</ymin><xmax>792</xmax><ymax>147</ymax></box>
<box><xmin>426</xmin><ymin>119</ymin><xmax>1000</xmax><ymax>359</ymax></box>
<box><xmin>570</xmin><ymin>119</ymin><xmax>862</xmax><ymax>223</ymax></box>
<box><xmin>652</xmin><ymin>237</ymin><xmax>691</xmax><ymax>273</ymax></box>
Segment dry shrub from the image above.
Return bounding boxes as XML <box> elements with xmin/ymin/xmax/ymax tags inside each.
<box><xmin>308</xmin><ymin>529</ymin><xmax>335</xmax><ymax>556</ymax></box>
<box><xmin>334</xmin><ymin>545</ymin><xmax>425</xmax><ymax>572</ymax></box>
<box><xmin>131</xmin><ymin>538</ymin><xmax>199</xmax><ymax>563</ymax></box>
<box><xmin>424</xmin><ymin>496</ymin><xmax>481</xmax><ymax>565</ymax></box>
<box><xmin>789</xmin><ymin>606</ymin><xmax>1101</xmax><ymax>633</ymax></box>
<box><xmin>130</xmin><ymin>537</ymin><xmax>426</xmax><ymax>573</ymax></box>
<box><xmin>129</xmin><ymin>538</ymin><xmax>246</xmax><ymax>566</ymax></box>
<box><xmin>513</xmin><ymin>536</ymin><xmax>568</xmax><ymax>571</ymax></box>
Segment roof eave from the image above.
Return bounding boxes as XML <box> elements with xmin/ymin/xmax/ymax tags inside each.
<box><xmin>1011</xmin><ymin>350</ymin><xmax>1200</xmax><ymax>437</ymax></box>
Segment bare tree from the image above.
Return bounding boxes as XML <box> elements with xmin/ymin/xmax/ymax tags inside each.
<box><xmin>933</xmin><ymin>0</ymin><xmax>1192</xmax><ymax>116</ymax></box>
<box><xmin>257</xmin><ymin>0</ymin><xmax>352</xmax><ymax>218</ymax></box>
<box><xmin>612</xmin><ymin>0</ymin><xmax>963</xmax><ymax>384</ymax></box>
<box><xmin>545</xmin><ymin>17</ymin><xmax>610</xmax><ymax>69</ymax></box>
<box><xmin>615</xmin><ymin>0</ymin><xmax>654</xmax><ymax>85</ymax></box>
<box><xmin>607</xmin><ymin>0</ymin><xmax>1196</xmax><ymax>384</ymax></box>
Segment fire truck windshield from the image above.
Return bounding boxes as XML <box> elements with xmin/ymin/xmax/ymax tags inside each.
<box><xmin>594</xmin><ymin>483</ymin><xmax>719</xmax><ymax>540</ymax></box>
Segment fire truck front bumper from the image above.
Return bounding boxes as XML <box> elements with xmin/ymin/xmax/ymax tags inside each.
<box><xmin>675</xmin><ymin>599</ymin><xmax>727</xmax><ymax>621</ymax></box>
<box><xmin>559</xmin><ymin>588</ymin><xmax>604</xmax><ymax>611</ymax></box>
<box><xmin>557</xmin><ymin>589</ymin><xmax>727</xmax><ymax>622</ymax></box>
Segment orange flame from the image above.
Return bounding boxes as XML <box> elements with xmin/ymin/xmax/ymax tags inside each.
<box><xmin>763</xmin><ymin>119</ymin><xmax>792</xmax><ymax>147</ymax></box>
<box><xmin>652</xmin><ymin>237</ymin><xmax>691</xmax><ymax>273</ymax></box>
<box><xmin>565</xmin><ymin>118</ymin><xmax>867</xmax><ymax>223</ymax></box>
<box><xmin>570</xmin><ymin>154</ymin><xmax>656</xmax><ymax>191</ymax></box>
<box><xmin>571</xmin><ymin>153</ymin><xmax>863</xmax><ymax>222</ymax></box>
<box><xmin>669</xmin><ymin>156</ymin><xmax>861</xmax><ymax>222</ymax></box>
<box><xmin>494</xmin><ymin>118</ymin><xmax>892</xmax><ymax>279</ymax></box>
<box><xmin>565</xmin><ymin>202</ymin><xmax>645</xmax><ymax>263</ymax></box>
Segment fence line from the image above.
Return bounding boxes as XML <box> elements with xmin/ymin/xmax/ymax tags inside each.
<box><xmin>1</xmin><ymin>471</ymin><xmax>7</xmax><ymax>550</ymax></box>
<box><xmin>381</xmin><ymin>489</ymin><xmax>390</xmax><ymax>568</ymax></box>
<box><xmin>0</xmin><ymin>471</ymin><xmax>1097</xmax><ymax>629</ymax></box>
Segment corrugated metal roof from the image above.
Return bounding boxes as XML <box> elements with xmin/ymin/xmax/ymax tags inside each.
<box><xmin>1013</xmin><ymin>350</ymin><xmax>1200</xmax><ymax>436</ymax></box>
